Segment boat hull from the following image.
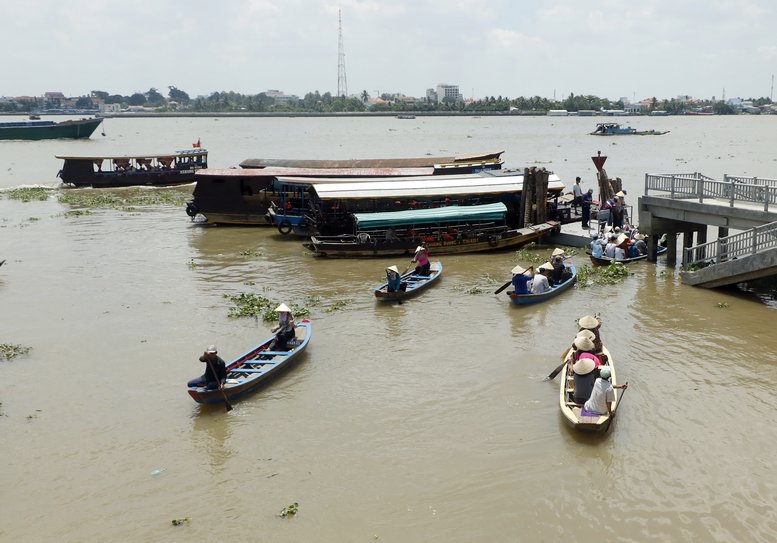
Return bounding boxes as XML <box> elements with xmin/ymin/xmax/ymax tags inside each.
<box><xmin>0</xmin><ymin>118</ymin><xmax>102</xmax><ymax>140</ymax></box>
<box><xmin>374</xmin><ymin>262</ymin><xmax>442</xmax><ymax>301</ymax></box>
<box><xmin>187</xmin><ymin>321</ymin><xmax>311</xmax><ymax>405</ymax></box>
<box><xmin>589</xmin><ymin>246</ymin><xmax>667</xmax><ymax>266</ymax></box>
<box><xmin>509</xmin><ymin>264</ymin><xmax>577</xmax><ymax>305</ymax></box>
<box><xmin>305</xmin><ymin>222</ymin><xmax>560</xmax><ymax>257</ymax></box>
<box><xmin>558</xmin><ymin>346</ymin><xmax>618</xmax><ymax>433</ymax></box>
<box><xmin>239</xmin><ymin>151</ymin><xmax>504</xmax><ymax>169</ymax></box>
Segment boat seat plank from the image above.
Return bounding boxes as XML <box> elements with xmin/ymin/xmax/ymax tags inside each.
<box><xmin>251</xmin><ymin>350</ymin><xmax>292</xmax><ymax>356</ymax></box>
<box><xmin>231</xmin><ymin>368</ymin><xmax>272</xmax><ymax>374</ymax></box>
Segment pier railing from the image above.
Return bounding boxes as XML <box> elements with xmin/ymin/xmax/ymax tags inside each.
<box><xmin>682</xmin><ymin>220</ymin><xmax>777</xmax><ymax>269</ymax></box>
<box><xmin>645</xmin><ymin>173</ymin><xmax>777</xmax><ymax>211</ymax></box>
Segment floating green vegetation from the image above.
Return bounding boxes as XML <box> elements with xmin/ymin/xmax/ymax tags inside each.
<box><xmin>27</xmin><ymin>217</ymin><xmax>40</xmax><ymax>222</ymax></box>
<box><xmin>279</xmin><ymin>502</ymin><xmax>299</xmax><ymax>518</ymax></box>
<box><xmin>324</xmin><ymin>299</ymin><xmax>352</xmax><ymax>313</ymax></box>
<box><xmin>575</xmin><ymin>262</ymin><xmax>632</xmax><ymax>288</ymax></box>
<box><xmin>224</xmin><ymin>293</ymin><xmax>310</xmax><ymax>321</ymax></box>
<box><xmin>5</xmin><ymin>187</ymin><xmax>50</xmax><ymax>202</ymax></box>
<box><xmin>171</xmin><ymin>517</ymin><xmax>190</xmax><ymax>526</ymax></box>
<box><xmin>453</xmin><ymin>284</ymin><xmax>484</xmax><ymax>295</ymax></box>
<box><xmin>480</xmin><ymin>272</ymin><xmax>498</xmax><ymax>285</ymax></box>
<box><xmin>685</xmin><ymin>261</ymin><xmax>712</xmax><ymax>272</ymax></box>
<box><xmin>58</xmin><ymin>188</ymin><xmax>189</xmax><ymax>209</ymax></box>
<box><xmin>239</xmin><ymin>249</ymin><xmax>263</xmax><ymax>257</ymax></box>
<box><xmin>188</xmin><ymin>259</ymin><xmax>197</xmax><ymax>270</ymax></box>
<box><xmin>0</xmin><ymin>343</ymin><xmax>32</xmax><ymax>361</ymax></box>
<box><xmin>64</xmin><ymin>209</ymin><xmax>93</xmax><ymax>218</ymax></box>
<box><xmin>716</xmin><ymin>302</ymin><xmax>729</xmax><ymax>308</ymax></box>
<box><xmin>514</xmin><ymin>243</ymin><xmax>544</xmax><ymax>264</ymax></box>
<box><xmin>305</xmin><ymin>295</ymin><xmax>323</xmax><ymax>307</ymax></box>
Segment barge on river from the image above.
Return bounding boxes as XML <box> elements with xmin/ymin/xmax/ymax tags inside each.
<box><xmin>57</xmin><ymin>148</ymin><xmax>208</xmax><ymax>188</ymax></box>
<box><xmin>590</xmin><ymin>123</ymin><xmax>669</xmax><ymax>136</ymax></box>
<box><xmin>0</xmin><ymin>117</ymin><xmax>103</xmax><ymax>140</ymax></box>
<box><xmin>239</xmin><ymin>150</ymin><xmax>504</xmax><ymax>169</ymax></box>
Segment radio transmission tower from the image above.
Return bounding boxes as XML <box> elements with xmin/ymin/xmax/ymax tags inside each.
<box><xmin>337</xmin><ymin>9</ymin><xmax>348</xmax><ymax>97</ymax></box>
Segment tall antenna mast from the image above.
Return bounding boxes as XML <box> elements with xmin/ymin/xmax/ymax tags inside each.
<box><xmin>337</xmin><ymin>9</ymin><xmax>348</xmax><ymax>98</ymax></box>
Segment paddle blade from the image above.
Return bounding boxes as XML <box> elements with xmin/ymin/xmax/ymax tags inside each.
<box><xmin>225</xmin><ymin>401</ymin><xmax>233</xmax><ymax>412</ymax></box>
<box><xmin>494</xmin><ymin>280</ymin><xmax>511</xmax><ymax>295</ymax></box>
<box><xmin>544</xmin><ymin>361</ymin><xmax>566</xmax><ymax>381</ymax></box>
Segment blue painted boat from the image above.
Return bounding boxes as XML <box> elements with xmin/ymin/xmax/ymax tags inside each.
<box><xmin>374</xmin><ymin>261</ymin><xmax>442</xmax><ymax>301</ymax></box>
<box><xmin>508</xmin><ymin>264</ymin><xmax>577</xmax><ymax>305</ymax></box>
<box><xmin>187</xmin><ymin>320</ymin><xmax>311</xmax><ymax>405</ymax></box>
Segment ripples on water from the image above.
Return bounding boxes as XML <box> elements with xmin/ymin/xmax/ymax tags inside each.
<box><xmin>1</xmin><ymin>116</ymin><xmax>777</xmax><ymax>542</ymax></box>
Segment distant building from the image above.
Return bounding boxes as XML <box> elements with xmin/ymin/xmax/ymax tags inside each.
<box><xmin>426</xmin><ymin>88</ymin><xmax>438</xmax><ymax>102</ymax></box>
<box><xmin>265</xmin><ymin>89</ymin><xmax>298</xmax><ymax>104</ymax></box>
<box><xmin>624</xmin><ymin>103</ymin><xmax>642</xmax><ymax>114</ymax></box>
<box><xmin>434</xmin><ymin>83</ymin><xmax>462</xmax><ymax>104</ymax></box>
<box><xmin>99</xmin><ymin>103</ymin><xmax>121</xmax><ymax>114</ymax></box>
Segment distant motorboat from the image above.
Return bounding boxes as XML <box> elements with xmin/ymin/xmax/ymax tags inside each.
<box><xmin>590</xmin><ymin>123</ymin><xmax>669</xmax><ymax>136</ymax></box>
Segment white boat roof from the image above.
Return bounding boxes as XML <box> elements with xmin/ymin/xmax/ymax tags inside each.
<box><xmin>299</xmin><ymin>172</ymin><xmax>564</xmax><ymax>200</ymax></box>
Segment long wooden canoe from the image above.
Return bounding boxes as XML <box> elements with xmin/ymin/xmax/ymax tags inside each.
<box><xmin>508</xmin><ymin>264</ymin><xmax>577</xmax><ymax>305</ymax></box>
<box><xmin>374</xmin><ymin>262</ymin><xmax>442</xmax><ymax>301</ymax></box>
<box><xmin>558</xmin><ymin>346</ymin><xmax>619</xmax><ymax>433</ymax></box>
<box><xmin>187</xmin><ymin>320</ymin><xmax>311</xmax><ymax>405</ymax></box>
<box><xmin>589</xmin><ymin>246</ymin><xmax>667</xmax><ymax>266</ymax></box>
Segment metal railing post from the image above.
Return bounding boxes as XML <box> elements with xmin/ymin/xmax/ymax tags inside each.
<box><xmin>717</xmin><ymin>238</ymin><xmax>724</xmax><ymax>262</ymax></box>
<box><xmin>670</xmin><ymin>175</ymin><xmax>676</xmax><ymax>199</ymax></box>
<box><xmin>698</xmin><ymin>178</ymin><xmax>704</xmax><ymax>203</ymax></box>
<box><xmin>752</xmin><ymin>227</ymin><xmax>758</xmax><ymax>255</ymax></box>
<box><xmin>644</xmin><ymin>173</ymin><xmax>649</xmax><ymax>196</ymax></box>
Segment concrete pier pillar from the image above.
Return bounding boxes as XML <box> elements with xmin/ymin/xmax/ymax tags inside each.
<box><xmin>697</xmin><ymin>227</ymin><xmax>708</xmax><ymax>260</ymax></box>
<box><xmin>648</xmin><ymin>234</ymin><xmax>658</xmax><ymax>262</ymax></box>
<box><xmin>666</xmin><ymin>232</ymin><xmax>678</xmax><ymax>265</ymax></box>
<box><xmin>718</xmin><ymin>227</ymin><xmax>729</xmax><ymax>238</ymax></box>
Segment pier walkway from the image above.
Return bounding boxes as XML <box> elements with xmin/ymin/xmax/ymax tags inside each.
<box><xmin>638</xmin><ymin>172</ymin><xmax>777</xmax><ymax>287</ymax></box>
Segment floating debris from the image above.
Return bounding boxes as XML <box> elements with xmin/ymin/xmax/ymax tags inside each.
<box><xmin>171</xmin><ymin>517</ymin><xmax>190</xmax><ymax>526</ymax></box>
<box><xmin>0</xmin><ymin>343</ymin><xmax>32</xmax><ymax>361</ymax></box>
<box><xmin>4</xmin><ymin>187</ymin><xmax>50</xmax><ymax>202</ymax></box>
<box><xmin>279</xmin><ymin>502</ymin><xmax>299</xmax><ymax>518</ymax></box>
<box><xmin>575</xmin><ymin>262</ymin><xmax>631</xmax><ymax>288</ymax></box>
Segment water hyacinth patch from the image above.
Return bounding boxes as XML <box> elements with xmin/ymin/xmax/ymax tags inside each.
<box><xmin>575</xmin><ymin>262</ymin><xmax>632</xmax><ymax>288</ymax></box>
<box><xmin>0</xmin><ymin>344</ymin><xmax>32</xmax><ymax>361</ymax></box>
<box><xmin>4</xmin><ymin>187</ymin><xmax>50</xmax><ymax>202</ymax></box>
<box><xmin>58</xmin><ymin>188</ymin><xmax>189</xmax><ymax>209</ymax></box>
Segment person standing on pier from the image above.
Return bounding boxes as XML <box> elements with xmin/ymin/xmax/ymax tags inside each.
<box><xmin>569</xmin><ymin>177</ymin><xmax>583</xmax><ymax>213</ymax></box>
<box><xmin>581</xmin><ymin>189</ymin><xmax>593</xmax><ymax>228</ymax></box>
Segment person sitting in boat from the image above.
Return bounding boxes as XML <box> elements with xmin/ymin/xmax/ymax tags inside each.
<box><xmin>570</xmin><ymin>336</ymin><xmax>599</xmax><ymax>405</ymax></box>
<box><xmin>614</xmin><ymin>233</ymin><xmax>629</xmax><ymax>260</ymax></box>
<box><xmin>386</xmin><ymin>265</ymin><xmax>407</xmax><ymax>293</ymax></box>
<box><xmin>268</xmin><ymin>303</ymin><xmax>296</xmax><ymax>351</ymax></box>
<box><xmin>550</xmin><ymin>248</ymin><xmax>568</xmax><ymax>283</ymax></box>
<box><xmin>633</xmin><ymin>233</ymin><xmax>648</xmax><ymax>255</ymax></box>
<box><xmin>582</xmin><ymin>367</ymin><xmax>628</xmax><ymax>416</ymax></box>
<box><xmin>511</xmin><ymin>264</ymin><xmax>534</xmax><ymax>295</ymax></box>
<box><xmin>411</xmin><ymin>246</ymin><xmax>431</xmax><ymax>276</ymax></box>
<box><xmin>604</xmin><ymin>233</ymin><xmax>618</xmax><ymax>258</ymax></box>
<box><xmin>577</xmin><ymin>315</ymin><xmax>604</xmax><ymax>357</ymax></box>
<box><xmin>531</xmin><ymin>263</ymin><xmax>553</xmax><ymax>293</ymax></box>
<box><xmin>590</xmin><ymin>232</ymin><xmax>605</xmax><ymax>258</ymax></box>
<box><xmin>187</xmin><ymin>345</ymin><xmax>227</xmax><ymax>390</ymax></box>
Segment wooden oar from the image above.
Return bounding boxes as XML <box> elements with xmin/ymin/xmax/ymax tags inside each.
<box><xmin>611</xmin><ymin>382</ymin><xmax>628</xmax><ymax>415</ymax></box>
<box><xmin>205</xmin><ymin>357</ymin><xmax>232</xmax><ymax>412</ymax></box>
<box><xmin>493</xmin><ymin>280</ymin><xmax>512</xmax><ymax>295</ymax></box>
<box><xmin>543</xmin><ymin>346</ymin><xmax>572</xmax><ymax>381</ymax></box>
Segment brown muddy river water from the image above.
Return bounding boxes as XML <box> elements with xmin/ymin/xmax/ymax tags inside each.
<box><xmin>1</xmin><ymin>115</ymin><xmax>777</xmax><ymax>542</ymax></box>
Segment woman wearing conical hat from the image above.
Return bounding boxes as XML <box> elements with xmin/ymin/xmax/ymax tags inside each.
<box><xmin>269</xmin><ymin>303</ymin><xmax>296</xmax><ymax>351</ymax></box>
<box><xmin>385</xmin><ymin>265</ymin><xmax>407</xmax><ymax>293</ymax></box>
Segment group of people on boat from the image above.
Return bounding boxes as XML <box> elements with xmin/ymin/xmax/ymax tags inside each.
<box><xmin>188</xmin><ymin>303</ymin><xmax>297</xmax><ymax>391</ymax></box>
<box><xmin>567</xmin><ymin>315</ymin><xmax>627</xmax><ymax>416</ymax></box>
<box><xmin>510</xmin><ymin>248</ymin><xmax>571</xmax><ymax>295</ymax></box>
<box><xmin>385</xmin><ymin>246</ymin><xmax>431</xmax><ymax>292</ymax></box>
<box><xmin>590</xmin><ymin>225</ymin><xmax>648</xmax><ymax>260</ymax></box>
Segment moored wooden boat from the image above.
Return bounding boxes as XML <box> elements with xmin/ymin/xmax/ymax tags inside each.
<box><xmin>187</xmin><ymin>320</ymin><xmax>311</xmax><ymax>405</ymax></box>
<box><xmin>0</xmin><ymin>117</ymin><xmax>102</xmax><ymax>140</ymax></box>
<box><xmin>559</xmin><ymin>346</ymin><xmax>618</xmax><ymax>433</ymax></box>
<box><xmin>374</xmin><ymin>262</ymin><xmax>442</xmax><ymax>301</ymax></box>
<box><xmin>57</xmin><ymin>148</ymin><xmax>208</xmax><ymax>188</ymax></box>
<box><xmin>306</xmin><ymin>221</ymin><xmax>559</xmax><ymax>257</ymax></box>
<box><xmin>589</xmin><ymin>246</ymin><xmax>667</xmax><ymax>266</ymax></box>
<box><xmin>508</xmin><ymin>264</ymin><xmax>577</xmax><ymax>305</ymax></box>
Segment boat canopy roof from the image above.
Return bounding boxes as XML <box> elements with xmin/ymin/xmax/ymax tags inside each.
<box><xmin>239</xmin><ymin>150</ymin><xmax>503</xmax><ymax>169</ymax></box>
<box><xmin>302</xmin><ymin>172</ymin><xmax>564</xmax><ymax>200</ymax></box>
<box><xmin>194</xmin><ymin>166</ymin><xmax>435</xmax><ymax>180</ymax></box>
<box><xmin>55</xmin><ymin>148</ymin><xmax>207</xmax><ymax>160</ymax></box>
<box><xmin>354</xmin><ymin>202</ymin><xmax>507</xmax><ymax>229</ymax></box>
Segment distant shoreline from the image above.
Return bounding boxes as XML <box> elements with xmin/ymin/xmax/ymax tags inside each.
<box><xmin>3</xmin><ymin>111</ymin><xmax>673</xmax><ymax>118</ymax></box>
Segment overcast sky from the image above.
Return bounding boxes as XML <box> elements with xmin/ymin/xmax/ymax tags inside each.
<box><xmin>3</xmin><ymin>0</ymin><xmax>775</xmax><ymax>101</ymax></box>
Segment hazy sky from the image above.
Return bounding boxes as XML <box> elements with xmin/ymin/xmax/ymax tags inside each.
<box><xmin>3</xmin><ymin>0</ymin><xmax>775</xmax><ymax>101</ymax></box>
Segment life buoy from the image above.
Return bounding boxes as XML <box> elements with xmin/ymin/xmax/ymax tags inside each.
<box><xmin>488</xmin><ymin>235</ymin><xmax>499</xmax><ymax>247</ymax></box>
<box><xmin>185</xmin><ymin>202</ymin><xmax>198</xmax><ymax>217</ymax></box>
<box><xmin>278</xmin><ymin>220</ymin><xmax>292</xmax><ymax>235</ymax></box>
